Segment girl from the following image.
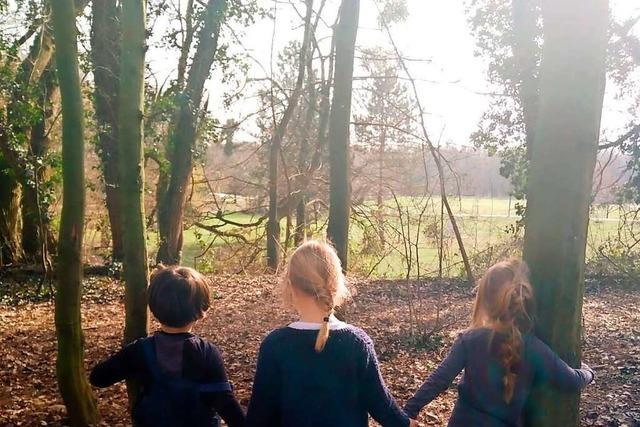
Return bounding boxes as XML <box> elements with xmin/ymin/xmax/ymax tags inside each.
<box><xmin>246</xmin><ymin>240</ymin><xmax>414</xmax><ymax>427</ymax></box>
<box><xmin>404</xmin><ymin>259</ymin><xmax>594</xmax><ymax>426</ymax></box>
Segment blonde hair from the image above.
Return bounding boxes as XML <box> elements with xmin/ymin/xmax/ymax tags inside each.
<box><xmin>470</xmin><ymin>259</ymin><xmax>534</xmax><ymax>403</ymax></box>
<box><xmin>281</xmin><ymin>240</ymin><xmax>350</xmax><ymax>352</ymax></box>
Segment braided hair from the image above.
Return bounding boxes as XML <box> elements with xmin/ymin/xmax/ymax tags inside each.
<box><xmin>470</xmin><ymin>259</ymin><xmax>534</xmax><ymax>403</ymax></box>
<box><xmin>281</xmin><ymin>240</ymin><xmax>351</xmax><ymax>352</ymax></box>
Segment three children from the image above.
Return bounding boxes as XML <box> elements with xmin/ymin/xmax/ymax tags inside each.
<box><xmin>91</xmin><ymin>242</ymin><xmax>594</xmax><ymax>427</ymax></box>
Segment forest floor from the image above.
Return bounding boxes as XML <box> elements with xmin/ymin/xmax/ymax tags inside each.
<box><xmin>0</xmin><ymin>274</ymin><xmax>638</xmax><ymax>427</ymax></box>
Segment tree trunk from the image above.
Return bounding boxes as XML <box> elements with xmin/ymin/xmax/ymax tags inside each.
<box><xmin>118</xmin><ymin>0</ymin><xmax>149</xmax><ymax>345</ymax></box>
<box><xmin>0</xmin><ymin>159</ymin><xmax>22</xmax><ymax>265</ymax></box>
<box><xmin>21</xmin><ymin>65</ymin><xmax>57</xmax><ymax>264</ymax></box>
<box><xmin>91</xmin><ymin>0</ymin><xmax>123</xmax><ymax>262</ymax></box>
<box><xmin>512</xmin><ymin>0</ymin><xmax>540</xmax><ymax>158</ymax></box>
<box><xmin>51</xmin><ymin>0</ymin><xmax>101</xmax><ymax>422</ymax></box>
<box><xmin>0</xmin><ymin>0</ymin><xmax>88</xmax><ymax>266</ymax></box>
<box><xmin>118</xmin><ymin>0</ymin><xmax>149</xmax><ymax>406</ymax></box>
<box><xmin>266</xmin><ymin>0</ymin><xmax>314</xmax><ymax>269</ymax></box>
<box><xmin>327</xmin><ymin>0</ymin><xmax>360</xmax><ymax>270</ymax></box>
<box><xmin>522</xmin><ymin>0</ymin><xmax>608</xmax><ymax>426</ymax></box>
<box><xmin>176</xmin><ymin>0</ymin><xmax>195</xmax><ymax>91</ymax></box>
<box><xmin>376</xmin><ymin>122</ymin><xmax>386</xmax><ymax>246</ymax></box>
<box><xmin>156</xmin><ymin>0</ymin><xmax>227</xmax><ymax>265</ymax></box>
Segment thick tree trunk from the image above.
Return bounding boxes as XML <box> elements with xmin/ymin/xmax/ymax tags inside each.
<box><xmin>522</xmin><ymin>0</ymin><xmax>608</xmax><ymax>426</ymax></box>
<box><xmin>51</xmin><ymin>0</ymin><xmax>101</xmax><ymax>422</ymax></box>
<box><xmin>266</xmin><ymin>0</ymin><xmax>314</xmax><ymax>269</ymax></box>
<box><xmin>327</xmin><ymin>0</ymin><xmax>360</xmax><ymax>270</ymax></box>
<box><xmin>118</xmin><ymin>0</ymin><xmax>149</xmax><ymax>406</ymax></box>
<box><xmin>0</xmin><ymin>159</ymin><xmax>22</xmax><ymax>265</ymax></box>
<box><xmin>156</xmin><ymin>0</ymin><xmax>227</xmax><ymax>265</ymax></box>
<box><xmin>91</xmin><ymin>0</ymin><xmax>123</xmax><ymax>262</ymax></box>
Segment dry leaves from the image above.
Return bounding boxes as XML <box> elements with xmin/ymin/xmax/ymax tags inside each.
<box><xmin>0</xmin><ymin>275</ymin><xmax>637</xmax><ymax>426</ymax></box>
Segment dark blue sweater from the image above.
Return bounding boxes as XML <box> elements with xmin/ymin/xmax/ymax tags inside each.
<box><xmin>90</xmin><ymin>331</ymin><xmax>245</xmax><ymax>427</ymax></box>
<box><xmin>404</xmin><ymin>328</ymin><xmax>594</xmax><ymax>427</ymax></box>
<box><xmin>246</xmin><ymin>323</ymin><xmax>410</xmax><ymax>427</ymax></box>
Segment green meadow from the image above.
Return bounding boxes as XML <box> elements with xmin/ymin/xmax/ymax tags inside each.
<box><xmin>161</xmin><ymin>196</ymin><xmax>628</xmax><ymax>278</ymax></box>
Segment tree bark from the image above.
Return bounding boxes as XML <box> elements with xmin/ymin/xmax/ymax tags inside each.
<box><xmin>156</xmin><ymin>0</ymin><xmax>227</xmax><ymax>265</ymax></box>
<box><xmin>266</xmin><ymin>0</ymin><xmax>314</xmax><ymax>269</ymax></box>
<box><xmin>327</xmin><ymin>0</ymin><xmax>360</xmax><ymax>270</ymax></box>
<box><xmin>91</xmin><ymin>0</ymin><xmax>123</xmax><ymax>262</ymax></box>
<box><xmin>0</xmin><ymin>158</ymin><xmax>22</xmax><ymax>265</ymax></box>
<box><xmin>522</xmin><ymin>0</ymin><xmax>608</xmax><ymax>426</ymax></box>
<box><xmin>51</xmin><ymin>0</ymin><xmax>101</xmax><ymax>422</ymax></box>
<box><xmin>118</xmin><ymin>0</ymin><xmax>149</xmax><ymax>354</ymax></box>
<box><xmin>118</xmin><ymin>0</ymin><xmax>149</xmax><ymax>406</ymax></box>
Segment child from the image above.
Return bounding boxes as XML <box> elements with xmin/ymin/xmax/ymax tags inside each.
<box><xmin>246</xmin><ymin>240</ymin><xmax>414</xmax><ymax>427</ymax></box>
<box><xmin>90</xmin><ymin>266</ymin><xmax>245</xmax><ymax>427</ymax></box>
<box><xmin>404</xmin><ymin>259</ymin><xmax>594</xmax><ymax>426</ymax></box>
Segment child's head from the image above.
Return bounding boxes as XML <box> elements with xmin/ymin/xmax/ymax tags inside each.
<box><xmin>471</xmin><ymin>259</ymin><xmax>534</xmax><ymax>403</ymax></box>
<box><xmin>471</xmin><ymin>259</ymin><xmax>534</xmax><ymax>331</ymax></box>
<box><xmin>148</xmin><ymin>266</ymin><xmax>211</xmax><ymax>329</ymax></box>
<box><xmin>281</xmin><ymin>240</ymin><xmax>350</xmax><ymax>352</ymax></box>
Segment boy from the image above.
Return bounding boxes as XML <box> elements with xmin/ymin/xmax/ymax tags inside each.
<box><xmin>90</xmin><ymin>266</ymin><xmax>245</xmax><ymax>427</ymax></box>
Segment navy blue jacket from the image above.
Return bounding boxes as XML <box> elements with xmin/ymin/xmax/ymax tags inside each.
<box><xmin>90</xmin><ymin>331</ymin><xmax>245</xmax><ymax>427</ymax></box>
<box><xmin>404</xmin><ymin>328</ymin><xmax>594</xmax><ymax>426</ymax></box>
<box><xmin>246</xmin><ymin>321</ymin><xmax>410</xmax><ymax>427</ymax></box>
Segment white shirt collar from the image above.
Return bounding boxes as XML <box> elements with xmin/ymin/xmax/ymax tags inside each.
<box><xmin>288</xmin><ymin>314</ymin><xmax>348</xmax><ymax>330</ymax></box>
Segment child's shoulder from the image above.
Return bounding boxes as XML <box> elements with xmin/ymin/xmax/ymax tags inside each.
<box><xmin>260</xmin><ymin>324</ymin><xmax>371</xmax><ymax>346</ymax></box>
<box><xmin>185</xmin><ymin>333</ymin><xmax>223</xmax><ymax>355</ymax></box>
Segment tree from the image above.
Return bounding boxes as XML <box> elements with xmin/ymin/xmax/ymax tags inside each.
<box><xmin>0</xmin><ymin>0</ymin><xmax>88</xmax><ymax>266</ymax></box>
<box><xmin>354</xmin><ymin>48</ymin><xmax>414</xmax><ymax>247</ymax></box>
<box><xmin>327</xmin><ymin>0</ymin><xmax>360</xmax><ymax>269</ymax></box>
<box><xmin>91</xmin><ymin>0</ymin><xmax>123</xmax><ymax>262</ymax></box>
<box><xmin>156</xmin><ymin>0</ymin><xmax>227</xmax><ymax>265</ymax></box>
<box><xmin>522</xmin><ymin>0</ymin><xmax>608</xmax><ymax>425</ymax></box>
<box><xmin>468</xmin><ymin>0</ymin><xmax>639</xmax><ymax>208</ymax></box>
<box><xmin>0</xmin><ymin>157</ymin><xmax>22</xmax><ymax>264</ymax></box>
<box><xmin>20</xmin><ymin>64</ymin><xmax>57</xmax><ymax>267</ymax></box>
<box><xmin>51</xmin><ymin>0</ymin><xmax>101</xmax><ymax>422</ymax></box>
<box><xmin>266</xmin><ymin>0</ymin><xmax>314</xmax><ymax>269</ymax></box>
<box><xmin>118</xmin><ymin>0</ymin><xmax>149</xmax><ymax>353</ymax></box>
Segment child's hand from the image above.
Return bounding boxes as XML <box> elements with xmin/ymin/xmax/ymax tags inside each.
<box><xmin>581</xmin><ymin>362</ymin><xmax>596</xmax><ymax>384</ymax></box>
<box><xmin>409</xmin><ymin>419</ymin><xmax>420</xmax><ymax>427</ymax></box>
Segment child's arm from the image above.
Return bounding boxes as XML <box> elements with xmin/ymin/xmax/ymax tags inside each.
<box><xmin>200</xmin><ymin>345</ymin><xmax>245</xmax><ymax>427</ymax></box>
<box><xmin>403</xmin><ymin>335</ymin><xmax>466</xmax><ymax>420</ymax></box>
<box><xmin>359</xmin><ymin>334</ymin><xmax>411</xmax><ymax>427</ymax></box>
<box><xmin>529</xmin><ymin>337</ymin><xmax>594</xmax><ymax>391</ymax></box>
<box><xmin>89</xmin><ymin>341</ymin><xmax>141</xmax><ymax>388</ymax></box>
<box><xmin>245</xmin><ymin>337</ymin><xmax>281</xmax><ymax>427</ymax></box>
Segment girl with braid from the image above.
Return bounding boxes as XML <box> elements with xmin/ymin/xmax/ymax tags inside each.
<box><xmin>404</xmin><ymin>259</ymin><xmax>594</xmax><ymax>426</ymax></box>
<box><xmin>246</xmin><ymin>240</ymin><xmax>415</xmax><ymax>427</ymax></box>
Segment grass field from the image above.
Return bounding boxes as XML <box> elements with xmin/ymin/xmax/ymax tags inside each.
<box><xmin>154</xmin><ymin>196</ymin><xmax>632</xmax><ymax>278</ymax></box>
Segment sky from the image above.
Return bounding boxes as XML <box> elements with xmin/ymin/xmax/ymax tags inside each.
<box><xmin>146</xmin><ymin>0</ymin><xmax>640</xmax><ymax>146</ymax></box>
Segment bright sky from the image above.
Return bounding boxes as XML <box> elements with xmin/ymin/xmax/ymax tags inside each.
<box><xmin>146</xmin><ymin>0</ymin><xmax>640</xmax><ymax>146</ymax></box>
